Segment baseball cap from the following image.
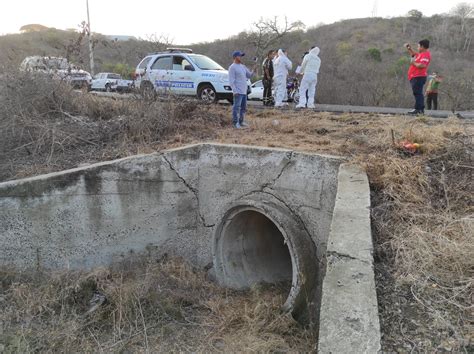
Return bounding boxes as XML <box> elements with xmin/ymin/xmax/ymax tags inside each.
<box><xmin>232</xmin><ymin>51</ymin><xmax>245</xmax><ymax>58</ymax></box>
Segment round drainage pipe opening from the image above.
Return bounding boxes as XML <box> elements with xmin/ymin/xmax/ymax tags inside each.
<box><xmin>214</xmin><ymin>207</ymin><xmax>301</xmax><ymax>311</ymax></box>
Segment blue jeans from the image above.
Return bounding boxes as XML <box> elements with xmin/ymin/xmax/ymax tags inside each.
<box><xmin>232</xmin><ymin>94</ymin><xmax>247</xmax><ymax>125</ymax></box>
<box><xmin>410</xmin><ymin>77</ymin><xmax>427</xmax><ymax>111</ymax></box>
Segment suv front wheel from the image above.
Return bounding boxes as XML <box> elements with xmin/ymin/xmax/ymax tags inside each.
<box><xmin>198</xmin><ymin>84</ymin><xmax>217</xmax><ymax>103</ymax></box>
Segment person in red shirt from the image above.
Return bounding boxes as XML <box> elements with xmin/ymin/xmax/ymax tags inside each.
<box><xmin>405</xmin><ymin>39</ymin><xmax>431</xmax><ymax>115</ymax></box>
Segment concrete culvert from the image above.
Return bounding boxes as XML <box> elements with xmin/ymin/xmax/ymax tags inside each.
<box><xmin>0</xmin><ymin>144</ymin><xmax>382</xmax><ymax>350</ymax></box>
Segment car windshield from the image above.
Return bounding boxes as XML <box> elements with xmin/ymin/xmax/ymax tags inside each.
<box><xmin>107</xmin><ymin>74</ymin><xmax>121</xmax><ymax>79</ymax></box>
<box><xmin>188</xmin><ymin>54</ymin><xmax>224</xmax><ymax>71</ymax></box>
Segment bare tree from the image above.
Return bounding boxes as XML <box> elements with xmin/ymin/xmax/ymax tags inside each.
<box><xmin>144</xmin><ymin>34</ymin><xmax>174</xmax><ymax>53</ymax></box>
<box><xmin>440</xmin><ymin>74</ymin><xmax>474</xmax><ymax>112</ymax></box>
<box><xmin>249</xmin><ymin>16</ymin><xmax>305</xmax><ymax>70</ymax></box>
<box><xmin>64</xmin><ymin>22</ymin><xmax>88</xmax><ymax>65</ymax></box>
<box><xmin>450</xmin><ymin>2</ymin><xmax>473</xmax><ymax>51</ymax></box>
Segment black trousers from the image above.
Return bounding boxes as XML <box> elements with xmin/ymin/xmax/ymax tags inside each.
<box><xmin>263</xmin><ymin>79</ymin><xmax>273</xmax><ymax>105</ymax></box>
<box><xmin>426</xmin><ymin>93</ymin><xmax>438</xmax><ymax>110</ymax></box>
<box><xmin>410</xmin><ymin>76</ymin><xmax>427</xmax><ymax>111</ymax></box>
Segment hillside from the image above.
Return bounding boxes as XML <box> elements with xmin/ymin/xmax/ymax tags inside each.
<box><xmin>192</xmin><ymin>15</ymin><xmax>473</xmax><ymax>110</ymax></box>
<box><xmin>0</xmin><ymin>13</ymin><xmax>472</xmax><ymax>110</ymax></box>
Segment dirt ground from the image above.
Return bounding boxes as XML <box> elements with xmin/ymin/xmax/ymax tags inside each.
<box><xmin>0</xmin><ymin>94</ymin><xmax>472</xmax><ymax>352</ymax></box>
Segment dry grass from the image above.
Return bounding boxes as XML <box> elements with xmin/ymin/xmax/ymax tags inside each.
<box><xmin>0</xmin><ymin>71</ymin><xmax>226</xmax><ymax>181</ymax></box>
<box><xmin>0</xmin><ymin>72</ymin><xmax>473</xmax><ymax>351</ymax></box>
<box><xmin>233</xmin><ymin>110</ymin><xmax>473</xmax><ymax>351</ymax></box>
<box><xmin>0</xmin><ymin>256</ymin><xmax>314</xmax><ymax>352</ymax></box>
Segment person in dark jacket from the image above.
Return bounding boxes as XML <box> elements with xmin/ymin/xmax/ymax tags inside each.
<box><xmin>262</xmin><ymin>50</ymin><xmax>275</xmax><ymax>106</ymax></box>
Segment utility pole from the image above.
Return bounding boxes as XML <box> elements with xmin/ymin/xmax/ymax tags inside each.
<box><xmin>372</xmin><ymin>0</ymin><xmax>378</xmax><ymax>17</ymax></box>
<box><xmin>86</xmin><ymin>0</ymin><xmax>95</xmax><ymax>75</ymax></box>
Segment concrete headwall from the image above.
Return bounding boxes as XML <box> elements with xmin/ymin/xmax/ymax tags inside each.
<box><xmin>0</xmin><ymin>143</ymin><xmax>341</xmax><ymax>270</ymax></box>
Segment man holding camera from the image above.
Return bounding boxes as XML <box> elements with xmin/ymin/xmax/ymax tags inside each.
<box><xmin>405</xmin><ymin>39</ymin><xmax>431</xmax><ymax>115</ymax></box>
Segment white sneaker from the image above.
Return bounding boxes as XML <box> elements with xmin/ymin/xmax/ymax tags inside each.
<box><xmin>307</xmin><ymin>105</ymin><xmax>315</xmax><ymax>109</ymax></box>
<box><xmin>295</xmin><ymin>105</ymin><xmax>305</xmax><ymax>109</ymax></box>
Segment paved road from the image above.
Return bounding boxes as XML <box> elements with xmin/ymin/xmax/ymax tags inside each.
<box><xmin>88</xmin><ymin>91</ymin><xmax>473</xmax><ymax>119</ymax></box>
<box><xmin>246</xmin><ymin>101</ymin><xmax>474</xmax><ymax>119</ymax></box>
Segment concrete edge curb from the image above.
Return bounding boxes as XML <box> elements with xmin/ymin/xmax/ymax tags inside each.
<box><xmin>317</xmin><ymin>163</ymin><xmax>381</xmax><ymax>353</ymax></box>
<box><xmin>0</xmin><ymin>143</ymin><xmax>344</xmax><ymax>187</ymax></box>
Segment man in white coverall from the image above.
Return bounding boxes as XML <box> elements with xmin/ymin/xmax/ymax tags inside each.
<box><xmin>273</xmin><ymin>49</ymin><xmax>292</xmax><ymax>107</ymax></box>
<box><xmin>296</xmin><ymin>47</ymin><xmax>321</xmax><ymax>109</ymax></box>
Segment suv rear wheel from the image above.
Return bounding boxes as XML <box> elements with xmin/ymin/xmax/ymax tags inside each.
<box><xmin>198</xmin><ymin>84</ymin><xmax>217</xmax><ymax>103</ymax></box>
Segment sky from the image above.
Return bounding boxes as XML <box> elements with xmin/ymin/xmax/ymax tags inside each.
<box><xmin>0</xmin><ymin>0</ymin><xmax>461</xmax><ymax>43</ymax></box>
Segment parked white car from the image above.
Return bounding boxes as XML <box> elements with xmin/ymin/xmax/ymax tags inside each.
<box><xmin>248</xmin><ymin>78</ymin><xmax>300</xmax><ymax>104</ymax></box>
<box><xmin>20</xmin><ymin>56</ymin><xmax>92</xmax><ymax>89</ymax></box>
<box><xmin>91</xmin><ymin>73</ymin><xmax>134</xmax><ymax>92</ymax></box>
<box><xmin>248</xmin><ymin>80</ymin><xmax>264</xmax><ymax>100</ymax></box>
<box><xmin>135</xmin><ymin>48</ymin><xmax>249</xmax><ymax>103</ymax></box>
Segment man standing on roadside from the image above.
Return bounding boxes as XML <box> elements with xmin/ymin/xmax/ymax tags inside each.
<box><xmin>262</xmin><ymin>50</ymin><xmax>275</xmax><ymax>106</ymax></box>
<box><xmin>228</xmin><ymin>51</ymin><xmax>255</xmax><ymax>129</ymax></box>
<box><xmin>405</xmin><ymin>39</ymin><xmax>431</xmax><ymax>115</ymax></box>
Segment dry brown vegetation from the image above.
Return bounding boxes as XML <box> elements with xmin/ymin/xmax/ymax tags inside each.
<box><xmin>1</xmin><ymin>256</ymin><xmax>312</xmax><ymax>352</ymax></box>
<box><xmin>0</xmin><ymin>73</ymin><xmax>472</xmax><ymax>352</ymax></box>
<box><xmin>0</xmin><ymin>72</ymin><xmax>226</xmax><ymax>181</ymax></box>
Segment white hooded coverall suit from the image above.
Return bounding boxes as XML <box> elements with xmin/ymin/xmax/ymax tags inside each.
<box><xmin>297</xmin><ymin>47</ymin><xmax>321</xmax><ymax>108</ymax></box>
<box><xmin>273</xmin><ymin>49</ymin><xmax>292</xmax><ymax>106</ymax></box>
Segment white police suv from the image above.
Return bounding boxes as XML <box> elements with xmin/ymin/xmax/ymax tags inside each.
<box><xmin>135</xmin><ymin>48</ymin><xmax>236</xmax><ymax>103</ymax></box>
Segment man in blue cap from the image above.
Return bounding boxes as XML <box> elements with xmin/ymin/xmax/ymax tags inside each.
<box><xmin>228</xmin><ymin>50</ymin><xmax>255</xmax><ymax>129</ymax></box>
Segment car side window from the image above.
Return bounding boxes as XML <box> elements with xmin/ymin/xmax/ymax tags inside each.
<box><xmin>151</xmin><ymin>56</ymin><xmax>172</xmax><ymax>70</ymax></box>
<box><xmin>172</xmin><ymin>56</ymin><xmax>192</xmax><ymax>71</ymax></box>
<box><xmin>254</xmin><ymin>81</ymin><xmax>263</xmax><ymax>88</ymax></box>
<box><xmin>139</xmin><ymin>57</ymin><xmax>152</xmax><ymax>69</ymax></box>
